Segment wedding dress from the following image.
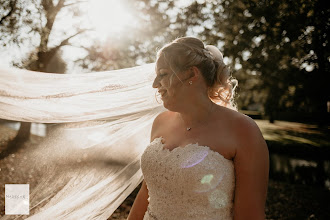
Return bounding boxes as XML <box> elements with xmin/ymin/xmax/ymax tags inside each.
<box><xmin>141</xmin><ymin>137</ymin><xmax>235</xmax><ymax>220</ymax></box>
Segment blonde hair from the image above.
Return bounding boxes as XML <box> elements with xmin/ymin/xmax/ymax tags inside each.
<box><xmin>157</xmin><ymin>37</ymin><xmax>237</xmax><ymax>110</ymax></box>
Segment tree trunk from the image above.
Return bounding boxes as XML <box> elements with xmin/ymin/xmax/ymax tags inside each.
<box><xmin>0</xmin><ymin>122</ymin><xmax>31</xmax><ymax>159</ymax></box>
<box><xmin>15</xmin><ymin>122</ymin><xmax>31</xmax><ymax>142</ymax></box>
<box><xmin>269</xmin><ymin>112</ymin><xmax>275</xmax><ymax>124</ymax></box>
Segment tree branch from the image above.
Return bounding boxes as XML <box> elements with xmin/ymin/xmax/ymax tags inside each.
<box><xmin>50</xmin><ymin>29</ymin><xmax>90</xmax><ymax>51</ymax></box>
<box><xmin>41</xmin><ymin>0</ymin><xmax>54</xmax><ymax>12</ymax></box>
<box><xmin>55</xmin><ymin>0</ymin><xmax>65</xmax><ymax>11</ymax></box>
<box><xmin>62</xmin><ymin>0</ymin><xmax>88</xmax><ymax>8</ymax></box>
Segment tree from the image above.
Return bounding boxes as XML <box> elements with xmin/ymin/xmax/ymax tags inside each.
<box><xmin>0</xmin><ymin>0</ymin><xmax>87</xmax><ymax>145</ymax></box>
<box><xmin>174</xmin><ymin>0</ymin><xmax>329</xmax><ymax>123</ymax></box>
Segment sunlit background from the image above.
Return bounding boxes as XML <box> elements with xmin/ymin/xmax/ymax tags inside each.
<box><xmin>86</xmin><ymin>0</ymin><xmax>137</xmax><ymax>38</ymax></box>
<box><xmin>0</xmin><ymin>0</ymin><xmax>329</xmax><ymax>219</ymax></box>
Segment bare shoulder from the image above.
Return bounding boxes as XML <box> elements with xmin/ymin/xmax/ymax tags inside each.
<box><xmin>215</xmin><ymin>106</ymin><xmax>267</xmax><ymax>153</ymax></box>
<box><xmin>231</xmin><ymin>111</ymin><xmax>268</xmax><ymax>158</ymax></box>
<box><xmin>152</xmin><ymin>110</ymin><xmax>175</xmax><ymax>128</ymax></box>
<box><xmin>232</xmin><ymin>111</ymin><xmax>262</xmax><ymax>138</ymax></box>
<box><xmin>150</xmin><ymin>110</ymin><xmax>175</xmax><ymax>141</ymax></box>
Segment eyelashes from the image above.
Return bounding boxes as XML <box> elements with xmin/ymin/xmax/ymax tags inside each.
<box><xmin>156</xmin><ymin>73</ymin><xmax>167</xmax><ymax>79</ymax></box>
<box><xmin>155</xmin><ymin>70</ymin><xmax>172</xmax><ymax>80</ymax></box>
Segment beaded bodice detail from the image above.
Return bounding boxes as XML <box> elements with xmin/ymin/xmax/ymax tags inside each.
<box><xmin>141</xmin><ymin>137</ymin><xmax>235</xmax><ymax>220</ymax></box>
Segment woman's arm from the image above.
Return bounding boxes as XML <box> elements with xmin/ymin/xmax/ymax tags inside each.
<box><xmin>233</xmin><ymin>116</ymin><xmax>269</xmax><ymax>220</ymax></box>
<box><xmin>127</xmin><ymin>180</ymin><xmax>149</xmax><ymax>220</ymax></box>
<box><xmin>127</xmin><ymin>111</ymin><xmax>168</xmax><ymax>219</ymax></box>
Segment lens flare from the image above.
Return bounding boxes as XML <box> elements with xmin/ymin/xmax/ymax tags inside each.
<box><xmin>195</xmin><ymin>173</ymin><xmax>225</xmax><ymax>193</ymax></box>
<box><xmin>201</xmin><ymin>174</ymin><xmax>214</xmax><ymax>184</ymax></box>
<box><xmin>181</xmin><ymin>150</ymin><xmax>209</xmax><ymax>168</ymax></box>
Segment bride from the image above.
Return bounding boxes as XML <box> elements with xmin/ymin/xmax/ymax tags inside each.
<box><xmin>0</xmin><ymin>36</ymin><xmax>268</xmax><ymax>220</ymax></box>
<box><xmin>127</xmin><ymin>37</ymin><xmax>269</xmax><ymax>219</ymax></box>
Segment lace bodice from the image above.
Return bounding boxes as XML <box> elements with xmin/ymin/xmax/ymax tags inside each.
<box><xmin>141</xmin><ymin>137</ymin><xmax>235</xmax><ymax>220</ymax></box>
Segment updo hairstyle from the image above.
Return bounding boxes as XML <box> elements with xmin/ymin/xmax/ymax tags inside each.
<box><xmin>157</xmin><ymin>37</ymin><xmax>237</xmax><ymax>109</ymax></box>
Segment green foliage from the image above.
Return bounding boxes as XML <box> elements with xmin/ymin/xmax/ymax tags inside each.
<box><xmin>175</xmin><ymin>0</ymin><xmax>329</xmax><ymax>118</ymax></box>
<box><xmin>1</xmin><ymin>0</ymin><xmax>328</xmax><ymax>119</ymax></box>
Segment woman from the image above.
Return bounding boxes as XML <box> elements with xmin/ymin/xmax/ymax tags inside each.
<box><xmin>127</xmin><ymin>37</ymin><xmax>269</xmax><ymax>220</ymax></box>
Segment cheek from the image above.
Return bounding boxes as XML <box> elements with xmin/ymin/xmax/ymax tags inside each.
<box><xmin>160</xmin><ymin>77</ymin><xmax>172</xmax><ymax>89</ymax></box>
<box><xmin>167</xmin><ymin>74</ymin><xmax>181</xmax><ymax>90</ymax></box>
<box><xmin>160</xmin><ymin>74</ymin><xmax>181</xmax><ymax>97</ymax></box>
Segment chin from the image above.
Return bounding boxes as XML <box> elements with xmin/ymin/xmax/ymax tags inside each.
<box><xmin>162</xmin><ymin>100</ymin><xmax>180</xmax><ymax>112</ymax></box>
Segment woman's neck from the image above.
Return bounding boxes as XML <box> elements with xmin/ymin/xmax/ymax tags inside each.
<box><xmin>177</xmin><ymin>96</ymin><xmax>216</xmax><ymax>129</ymax></box>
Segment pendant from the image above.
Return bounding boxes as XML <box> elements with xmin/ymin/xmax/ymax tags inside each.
<box><xmin>186</xmin><ymin>127</ymin><xmax>191</xmax><ymax>131</ymax></box>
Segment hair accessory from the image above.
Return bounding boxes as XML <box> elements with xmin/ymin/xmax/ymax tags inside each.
<box><xmin>189</xmin><ymin>81</ymin><xmax>193</xmax><ymax>85</ymax></box>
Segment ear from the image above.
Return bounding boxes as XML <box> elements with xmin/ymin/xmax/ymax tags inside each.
<box><xmin>188</xmin><ymin>66</ymin><xmax>201</xmax><ymax>82</ymax></box>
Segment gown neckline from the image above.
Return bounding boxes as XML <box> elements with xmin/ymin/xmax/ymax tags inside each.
<box><xmin>151</xmin><ymin>136</ymin><xmax>233</xmax><ymax>163</ymax></box>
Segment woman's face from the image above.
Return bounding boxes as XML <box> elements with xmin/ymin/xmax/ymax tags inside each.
<box><xmin>153</xmin><ymin>56</ymin><xmax>186</xmax><ymax>109</ymax></box>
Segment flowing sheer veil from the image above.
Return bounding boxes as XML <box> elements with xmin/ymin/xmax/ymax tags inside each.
<box><xmin>0</xmin><ymin>63</ymin><xmax>165</xmax><ymax>219</ymax></box>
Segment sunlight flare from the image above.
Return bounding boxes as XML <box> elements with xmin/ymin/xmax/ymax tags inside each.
<box><xmin>86</xmin><ymin>0</ymin><xmax>136</xmax><ymax>39</ymax></box>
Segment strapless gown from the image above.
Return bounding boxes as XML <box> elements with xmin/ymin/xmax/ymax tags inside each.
<box><xmin>140</xmin><ymin>137</ymin><xmax>235</xmax><ymax>220</ymax></box>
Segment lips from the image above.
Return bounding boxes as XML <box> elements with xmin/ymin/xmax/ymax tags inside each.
<box><xmin>158</xmin><ymin>90</ymin><xmax>167</xmax><ymax>96</ymax></box>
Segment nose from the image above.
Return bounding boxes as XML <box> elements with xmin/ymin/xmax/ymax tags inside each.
<box><xmin>152</xmin><ymin>76</ymin><xmax>160</xmax><ymax>88</ymax></box>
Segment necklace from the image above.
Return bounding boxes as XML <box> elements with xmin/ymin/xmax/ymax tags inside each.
<box><xmin>180</xmin><ymin>102</ymin><xmax>215</xmax><ymax>131</ymax></box>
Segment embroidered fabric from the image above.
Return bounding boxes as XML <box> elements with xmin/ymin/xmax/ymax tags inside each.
<box><xmin>141</xmin><ymin>137</ymin><xmax>235</xmax><ymax>220</ymax></box>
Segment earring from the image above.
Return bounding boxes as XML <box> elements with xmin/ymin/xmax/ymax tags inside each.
<box><xmin>189</xmin><ymin>81</ymin><xmax>193</xmax><ymax>85</ymax></box>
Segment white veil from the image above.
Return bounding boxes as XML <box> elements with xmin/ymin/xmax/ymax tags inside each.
<box><xmin>0</xmin><ymin>63</ymin><xmax>165</xmax><ymax>219</ymax></box>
